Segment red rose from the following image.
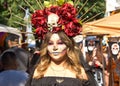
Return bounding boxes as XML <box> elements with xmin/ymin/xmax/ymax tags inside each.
<box><xmin>52</xmin><ymin>26</ymin><xmax>62</xmax><ymax>32</ymax></box>
<box><xmin>31</xmin><ymin>10</ymin><xmax>47</xmax><ymax>28</ymax></box>
<box><xmin>60</xmin><ymin>3</ymin><xmax>76</xmax><ymax>20</ymax></box>
<box><xmin>36</xmin><ymin>27</ymin><xmax>47</xmax><ymax>39</ymax></box>
<box><xmin>64</xmin><ymin>19</ymin><xmax>82</xmax><ymax>37</ymax></box>
<box><xmin>47</xmin><ymin>6</ymin><xmax>60</xmax><ymax>15</ymax></box>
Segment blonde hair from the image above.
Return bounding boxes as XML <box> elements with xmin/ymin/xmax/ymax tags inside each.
<box><xmin>33</xmin><ymin>31</ymin><xmax>87</xmax><ymax>80</ymax></box>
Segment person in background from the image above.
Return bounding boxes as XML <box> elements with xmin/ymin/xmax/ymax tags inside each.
<box><xmin>0</xmin><ymin>51</ymin><xmax>28</xmax><ymax>86</ymax></box>
<box><xmin>4</xmin><ymin>33</ymin><xmax>19</xmax><ymax>49</ymax></box>
<box><xmin>4</xmin><ymin>33</ymin><xmax>30</xmax><ymax>72</ymax></box>
<box><xmin>86</xmin><ymin>38</ymin><xmax>108</xmax><ymax>86</ymax></box>
<box><xmin>27</xmin><ymin>38</ymin><xmax>42</xmax><ymax>74</ymax></box>
<box><xmin>108</xmin><ymin>42</ymin><xmax>120</xmax><ymax>86</ymax></box>
<box><xmin>28</xmin><ymin>47</ymin><xmax>40</xmax><ymax>73</ymax></box>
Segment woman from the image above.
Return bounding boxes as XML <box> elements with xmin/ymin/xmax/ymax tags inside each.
<box><xmin>26</xmin><ymin>1</ymin><xmax>97</xmax><ymax>86</ymax></box>
<box><xmin>26</xmin><ymin>31</ymin><xmax>97</xmax><ymax>86</ymax></box>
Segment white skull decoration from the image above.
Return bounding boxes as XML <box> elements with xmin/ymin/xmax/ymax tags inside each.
<box><xmin>111</xmin><ymin>43</ymin><xmax>120</xmax><ymax>55</ymax></box>
<box><xmin>47</xmin><ymin>13</ymin><xmax>59</xmax><ymax>31</ymax></box>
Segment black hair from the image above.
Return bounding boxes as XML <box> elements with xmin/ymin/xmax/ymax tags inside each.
<box><xmin>1</xmin><ymin>51</ymin><xmax>17</xmax><ymax>68</ymax></box>
<box><xmin>5</xmin><ymin>34</ymin><xmax>19</xmax><ymax>41</ymax></box>
<box><xmin>4</xmin><ymin>34</ymin><xmax>19</xmax><ymax>49</ymax></box>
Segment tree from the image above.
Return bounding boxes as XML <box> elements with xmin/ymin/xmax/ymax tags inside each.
<box><xmin>0</xmin><ymin>0</ymin><xmax>105</xmax><ymax>28</ymax></box>
<box><xmin>77</xmin><ymin>0</ymin><xmax>105</xmax><ymax>23</ymax></box>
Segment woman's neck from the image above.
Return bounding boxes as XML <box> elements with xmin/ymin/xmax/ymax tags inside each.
<box><xmin>50</xmin><ymin>60</ymin><xmax>67</xmax><ymax>68</ymax></box>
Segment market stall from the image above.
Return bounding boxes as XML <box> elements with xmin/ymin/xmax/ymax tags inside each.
<box><xmin>82</xmin><ymin>12</ymin><xmax>120</xmax><ymax>86</ymax></box>
<box><xmin>83</xmin><ymin>12</ymin><xmax>120</xmax><ymax>36</ymax></box>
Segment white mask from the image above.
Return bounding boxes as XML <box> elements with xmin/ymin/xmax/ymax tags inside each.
<box><xmin>112</xmin><ymin>50</ymin><xmax>119</xmax><ymax>55</ymax></box>
<box><xmin>88</xmin><ymin>46</ymin><xmax>94</xmax><ymax>51</ymax></box>
<box><xmin>111</xmin><ymin>43</ymin><xmax>119</xmax><ymax>55</ymax></box>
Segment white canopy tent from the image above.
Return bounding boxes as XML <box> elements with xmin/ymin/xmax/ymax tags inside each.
<box><xmin>0</xmin><ymin>24</ymin><xmax>22</xmax><ymax>47</ymax></box>
<box><xmin>0</xmin><ymin>24</ymin><xmax>22</xmax><ymax>38</ymax></box>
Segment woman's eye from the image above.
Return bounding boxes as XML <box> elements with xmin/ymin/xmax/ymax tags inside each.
<box><xmin>58</xmin><ymin>42</ymin><xmax>64</xmax><ymax>45</ymax></box>
<box><xmin>48</xmin><ymin>42</ymin><xmax>53</xmax><ymax>45</ymax></box>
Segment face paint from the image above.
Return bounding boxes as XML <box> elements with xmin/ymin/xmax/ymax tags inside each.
<box><xmin>88</xmin><ymin>46</ymin><xmax>95</xmax><ymax>51</ymax></box>
<box><xmin>112</xmin><ymin>50</ymin><xmax>119</xmax><ymax>55</ymax></box>
<box><xmin>47</xmin><ymin>33</ymin><xmax>67</xmax><ymax>61</ymax></box>
<box><xmin>87</xmin><ymin>40</ymin><xmax>95</xmax><ymax>51</ymax></box>
<box><xmin>111</xmin><ymin>43</ymin><xmax>119</xmax><ymax>55</ymax></box>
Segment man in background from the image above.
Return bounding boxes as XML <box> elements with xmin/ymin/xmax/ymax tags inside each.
<box><xmin>3</xmin><ymin>33</ymin><xmax>30</xmax><ymax>72</ymax></box>
<box><xmin>0</xmin><ymin>51</ymin><xmax>28</xmax><ymax>86</ymax></box>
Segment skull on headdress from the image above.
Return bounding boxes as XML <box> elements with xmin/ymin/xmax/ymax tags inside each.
<box><xmin>47</xmin><ymin>13</ymin><xmax>59</xmax><ymax>31</ymax></box>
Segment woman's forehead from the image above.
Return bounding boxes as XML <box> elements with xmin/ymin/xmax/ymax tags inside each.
<box><xmin>50</xmin><ymin>33</ymin><xmax>60</xmax><ymax>40</ymax></box>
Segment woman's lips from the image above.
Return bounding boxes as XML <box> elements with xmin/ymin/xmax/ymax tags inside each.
<box><xmin>51</xmin><ymin>52</ymin><xmax>61</xmax><ymax>56</ymax></box>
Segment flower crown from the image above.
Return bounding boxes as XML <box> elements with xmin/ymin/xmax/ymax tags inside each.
<box><xmin>31</xmin><ymin>1</ymin><xmax>82</xmax><ymax>39</ymax></box>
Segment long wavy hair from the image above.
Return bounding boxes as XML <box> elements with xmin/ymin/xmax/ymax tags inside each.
<box><xmin>33</xmin><ymin>31</ymin><xmax>86</xmax><ymax>80</ymax></box>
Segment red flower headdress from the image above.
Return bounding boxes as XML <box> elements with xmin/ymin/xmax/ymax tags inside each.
<box><xmin>31</xmin><ymin>2</ymin><xmax>82</xmax><ymax>39</ymax></box>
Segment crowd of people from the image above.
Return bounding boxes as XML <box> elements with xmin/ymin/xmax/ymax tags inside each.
<box><xmin>1</xmin><ymin>32</ymin><xmax>120</xmax><ymax>86</ymax></box>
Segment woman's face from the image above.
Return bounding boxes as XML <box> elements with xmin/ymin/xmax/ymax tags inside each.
<box><xmin>47</xmin><ymin>33</ymin><xmax>67</xmax><ymax>62</ymax></box>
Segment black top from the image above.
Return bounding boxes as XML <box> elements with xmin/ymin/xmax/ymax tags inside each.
<box><xmin>1</xmin><ymin>47</ymin><xmax>30</xmax><ymax>72</ymax></box>
<box><xmin>29</xmin><ymin>77</ymin><xmax>91</xmax><ymax>86</ymax></box>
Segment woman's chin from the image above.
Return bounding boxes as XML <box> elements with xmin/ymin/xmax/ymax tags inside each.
<box><xmin>51</xmin><ymin>55</ymin><xmax>66</xmax><ymax>62</ymax></box>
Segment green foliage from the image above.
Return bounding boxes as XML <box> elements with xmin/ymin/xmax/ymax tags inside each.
<box><xmin>78</xmin><ymin>0</ymin><xmax>105</xmax><ymax>22</ymax></box>
<box><xmin>0</xmin><ymin>0</ymin><xmax>106</xmax><ymax>28</ymax></box>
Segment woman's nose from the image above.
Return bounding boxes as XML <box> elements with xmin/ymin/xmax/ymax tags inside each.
<box><xmin>53</xmin><ymin>45</ymin><xmax>58</xmax><ymax>51</ymax></box>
